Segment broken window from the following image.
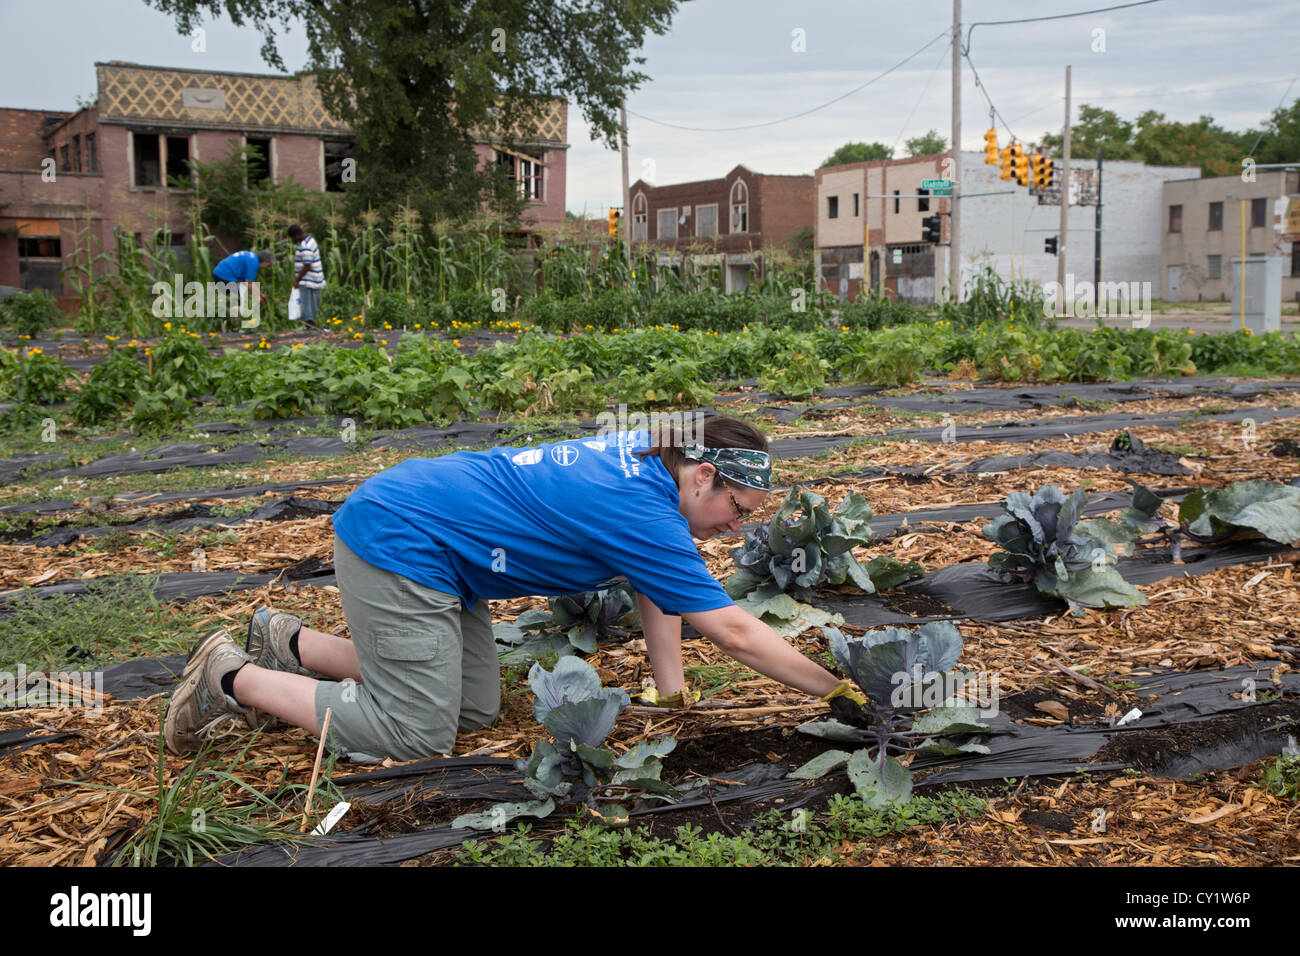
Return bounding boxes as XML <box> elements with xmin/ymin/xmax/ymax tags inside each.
<box><xmin>86</xmin><ymin>133</ymin><xmax>97</xmax><ymax>172</ymax></box>
<box><xmin>166</xmin><ymin>136</ymin><xmax>191</xmax><ymax>185</ymax></box>
<box><xmin>18</xmin><ymin>234</ymin><xmax>63</xmax><ymax>293</ymax></box>
<box><xmin>324</xmin><ymin>139</ymin><xmax>353</xmax><ymax>191</ymax></box>
<box><xmin>730</xmin><ymin>179</ymin><xmax>748</xmax><ymax>233</ymax></box>
<box><xmin>133</xmin><ymin>132</ymin><xmax>161</xmax><ymax>187</ymax></box>
<box><xmin>60</xmin><ymin>145</ymin><xmax>70</xmax><ymax>172</ymax></box>
<box><xmin>246</xmin><ymin>137</ymin><xmax>271</xmax><ymax>184</ymax></box>
<box><xmin>71</xmin><ymin>135</ymin><xmax>82</xmax><ymax>172</ymax></box>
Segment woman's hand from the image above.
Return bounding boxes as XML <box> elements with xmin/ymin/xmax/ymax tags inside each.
<box><xmin>682</xmin><ymin>604</ymin><xmax>841</xmax><ymax>698</ymax></box>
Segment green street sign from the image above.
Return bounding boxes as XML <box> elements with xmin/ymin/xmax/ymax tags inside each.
<box><xmin>921</xmin><ymin>178</ymin><xmax>953</xmax><ymax>195</ymax></box>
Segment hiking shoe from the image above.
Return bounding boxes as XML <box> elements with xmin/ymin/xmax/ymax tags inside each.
<box><xmin>163</xmin><ymin>629</ymin><xmax>253</xmax><ymax>755</ymax></box>
<box><xmin>244</xmin><ymin>607</ymin><xmax>325</xmax><ymax>730</ymax></box>
<box><xmin>246</xmin><ymin>607</ymin><xmax>309</xmax><ymax>676</ymax></box>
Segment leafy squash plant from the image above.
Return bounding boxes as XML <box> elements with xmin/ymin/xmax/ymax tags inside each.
<box><xmin>791</xmin><ymin>625</ymin><xmax>990</xmax><ymax>807</ymax></box>
<box><xmin>725</xmin><ymin>487</ymin><xmax>923</xmax><ymax>603</ymax></box>
<box><xmin>452</xmin><ymin>656</ymin><xmax>677</xmax><ymax>829</ymax></box>
<box><xmin>494</xmin><ymin>584</ymin><xmax>641</xmax><ymax>663</ymax></box>
<box><xmin>982</xmin><ymin>484</ymin><xmax>1147</xmax><ymax>612</ymax></box>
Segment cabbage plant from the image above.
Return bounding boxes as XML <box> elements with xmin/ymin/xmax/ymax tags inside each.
<box><xmin>725</xmin><ymin>487</ymin><xmax>922</xmax><ymax>602</ymax></box>
<box><xmin>982</xmin><ymin>485</ymin><xmax>1147</xmax><ymax>612</ymax></box>
<box><xmin>791</xmin><ymin>625</ymin><xmax>990</xmax><ymax>807</ymax></box>
<box><xmin>494</xmin><ymin>583</ymin><xmax>641</xmax><ymax>663</ymax></box>
<box><xmin>453</xmin><ymin>656</ymin><xmax>677</xmax><ymax>830</ymax></box>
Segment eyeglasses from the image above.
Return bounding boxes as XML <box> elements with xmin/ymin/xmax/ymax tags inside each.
<box><xmin>726</xmin><ymin>487</ymin><xmax>753</xmax><ymax>521</ymax></box>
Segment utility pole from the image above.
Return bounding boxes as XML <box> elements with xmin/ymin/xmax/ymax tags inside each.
<box><xmin>1057</xmin><ymin>65</ymin><xmax>1071</xmax><ymax>314</ymax></box>
<box><xmin>620</xmin><ymin>101</ymin><xmax>631</xmax><ymax>270</ymax></box>
<box><xmin>949</xmin><ymin>0</ymin><xmax>961</xmax><ymax>301</ymax></box>
<box><xmin>1094</xmin><ymin>145</ymin><xmax>1103</xmax><ymax>308</ymax></box>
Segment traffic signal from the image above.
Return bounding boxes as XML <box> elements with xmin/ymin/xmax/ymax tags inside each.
<box><xmin>983</xmin><ymin>129</ymin><xmax>999</xmax><ymax>166</ymax></box>
<box><xmin>1044</xmin><ymin>236</ymin><xmax>1058</xmax><ymax>256</ymax></box>
<box><xmin>1046</xmin><ymin>159</ymin><xmax>1059</xmax><ymax>189</ymax></box>
<box><xmin>1032</xmin><ymin>154</ymin><xmax>1050</xmax><ymax>188</ymax></box>
<box><xmin>998</xmin><ymin>145</ymin><xmax>1013</xmax><ymax>181</ymax></box>
<box><xmin>921</xmin><ymin>215</ymin><xmax>942</xmax><ymax>243</ymax></box>
<box><xmin>1011</xmin><ymin>144</ymin><xmax>1030</xmax><ymax>186</ymax></box>
<box><xmin>608</xmin><ymin>208</ymin><xmax>621</xmax><ymax>236</ymax></box>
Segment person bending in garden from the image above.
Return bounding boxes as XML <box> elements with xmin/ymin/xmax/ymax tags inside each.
<box><xmin>163</xmin><ymin>417</ymin><xmax>864</xmax><ymax>761</ymax></box>
<box><xmin>212</xmin><ymin>248</ymin><xmax>274</xmax><ymax>316</ymax></box>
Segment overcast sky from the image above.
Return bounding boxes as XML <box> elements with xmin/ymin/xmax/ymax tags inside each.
<box><xmin>3</xmin><ymin>0</ymin><xmax>1295</xmax><ymax>216</ymax></box>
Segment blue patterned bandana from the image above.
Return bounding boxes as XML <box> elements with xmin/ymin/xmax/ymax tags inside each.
<box><xmin>682</xmin><ymin>443</ymin><xmax>772</xmax><ymax>491</ymax></box>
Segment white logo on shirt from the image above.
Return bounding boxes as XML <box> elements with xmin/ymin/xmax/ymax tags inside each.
<box><xmin>512</xmin><ymin>448</ymin><xmax>543</xmax><ymax>466</ymax></box>
<box><xmin>550</xmin><ymin>444</ymin><xmax>580</xmax><ymax>466</ymax></box>
<box><xmin>582</xmin><ymin>440</ymin><xmax>607</xmax><ymax>452</ymax></box>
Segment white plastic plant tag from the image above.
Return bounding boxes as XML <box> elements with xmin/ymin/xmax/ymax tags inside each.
<box><xmin>312</xmin><ymin>801</ymin><xmax>351</xmax><ymax>836</ymax></box>
<box><xmin>288</xmin><ymin>288</ymin><xmax>303</xmax><ymax>321</ymax></box>
<box><xmin>1115</xmin><ymin>708</ymin><xmax>1142</xmax><ymax>727</ymax></box>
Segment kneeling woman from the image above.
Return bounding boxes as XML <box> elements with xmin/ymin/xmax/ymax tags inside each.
<box><xmin>164</xmin><ymin>417</ymin><xmax>861</xmax><ymax>760</ymax></box>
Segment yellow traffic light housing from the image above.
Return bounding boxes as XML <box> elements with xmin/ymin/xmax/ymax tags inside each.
<box><xmin>1010</xmin><ymin>144</ymin><xmax>1029</xmax><ymax>186</ymax></box>
<box><xmin>608</xmin><ymin>208</ymin><xmax>621</xmax><ymax>236</ymax></box>
<box><xmin>983</xmin><ymin>129</ymin><xmax>999</xmax><ymax>166</ymax></box>
<box><xmin>998</xmin><ymin>145</ymin><xmax>1013</xmax><ymax>181</ymax></box>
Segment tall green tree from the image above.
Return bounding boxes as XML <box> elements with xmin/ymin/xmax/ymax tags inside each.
<box><xmin>821</xmin><ymin>141</ymin><xmax>893</xmax><ymax>167</ymax></box>
<box><xmin>1255</xmin><ymin>99</ymin><xmax>1300</xmax><ymax>165</ymax></box>
<box><xmin>904</xmin><ymin>129</ymin><xmax>947</xmax><ymax>157</ymax></box>
<box><xmin>1040</xmin><ymin>105</ymin><xmax>1140</xmax><ymax>160</ymax></box>
<box><xmin>146</xmin><ymin>0</ymin><xmax>678</xmax><ymax>226</ymax></box>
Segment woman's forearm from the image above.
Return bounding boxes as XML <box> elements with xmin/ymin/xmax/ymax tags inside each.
<box><xmin>635</xmin><ymin>592</ymin><xmax>686</xmax><ymax>696</ymax></box>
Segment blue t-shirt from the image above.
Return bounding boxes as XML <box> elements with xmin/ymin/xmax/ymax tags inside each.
<box><xmin>331</xmin><ymin>430</ymin><xmax>733</xmax><ymax>615</ymax></box>
<box><xmin>213</xmin><ymin>250</ymin><xmax>261</xmax><ymax>283</ymax></box>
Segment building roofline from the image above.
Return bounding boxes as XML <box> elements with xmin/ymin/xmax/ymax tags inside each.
<box><xmin>95</xmin><ymin>60</ymin><xmax>304</xmax><ymax>83</ymax></box>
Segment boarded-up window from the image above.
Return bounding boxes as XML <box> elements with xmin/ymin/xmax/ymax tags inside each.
<box><xmin>633</xmin><ymin>193</ymin><xmax>647</xmax><ymax>241</ymax></box>
<box><xmin>657</xmin><ymin>209</ymin><xmax>677</xmax><ymax>240</ymax></box>
<box><xmin>696</xmin><ymin>204</ymin><xmax>717</xmax><ymax>237</ymax></box>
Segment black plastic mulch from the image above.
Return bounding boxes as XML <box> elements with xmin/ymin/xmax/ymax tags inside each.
<box><xmin>200</xmin><ymin>664</ymin><xmax>1298</xmax><ymax>866</ymax></box>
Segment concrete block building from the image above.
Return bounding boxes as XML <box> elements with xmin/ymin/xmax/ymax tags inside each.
<box><xmin>815</xmin><ymin>150</ymin><xmax>1202</xmax><ymax>305</ymax></box>
<box><xmin>1160</xmin><ymin>169</ymin><xmax>1300</xmax><ymax>303</ymax></box>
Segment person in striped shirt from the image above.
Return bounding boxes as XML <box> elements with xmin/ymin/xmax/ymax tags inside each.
<box><xmin>288</xmin><ymin>224</ymin><xmax>325</xmax><ymax>328</ymax></box>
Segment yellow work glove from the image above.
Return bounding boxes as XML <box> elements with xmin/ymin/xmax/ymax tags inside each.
<box><xmin>820</xmin><ymin>680</ymin><xmax>867</xmax><ymax>706</ymax></box>
<box><xmin>638</xmin><ymin>687</ymin><xmax>701</xmax><ymax>708</ymax></box>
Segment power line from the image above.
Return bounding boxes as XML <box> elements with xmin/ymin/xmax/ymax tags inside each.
<box><xmin>626</xmin><ymin>28</ymin><xmax>951</xmax><ymax>133</ymax></box>
<box><xmin>1246</xmin><ymin>73</ymin><xmax>1299</xmax><ymax>158</ymax></box>
<box><xmin>889</xmin><ymin>38</ymin><xmax>954</xmax><ymax>158</ymax></box>
<box><xmin>962</xmin><ymin>0</ymin><xmax>1167</xmax><ymax>54</ymax></box>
